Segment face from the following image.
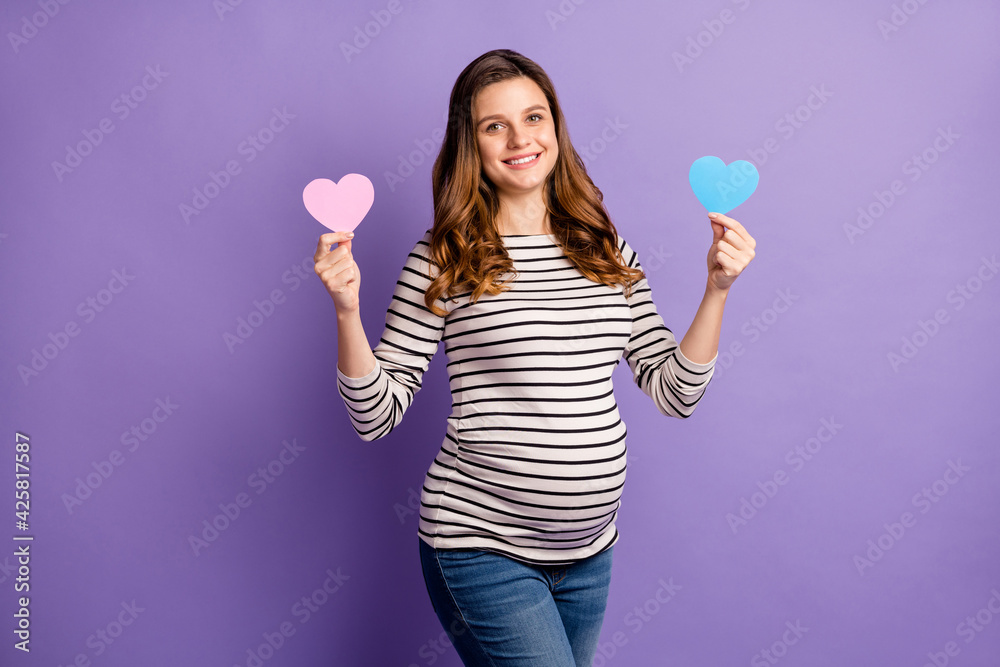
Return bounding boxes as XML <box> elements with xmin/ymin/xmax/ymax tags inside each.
<box><xmin>472</xmin><ymin>76</ymin><xmax>558</xmax><ymax>201</ymax></box>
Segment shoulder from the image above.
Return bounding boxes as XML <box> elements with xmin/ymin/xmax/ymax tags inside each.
<box><xmin>413</xmin><ymin>228</ymin><xmax>434</xmax><ymax>257</ymax></box>
<box><xmin>612</xmin><ymin>231</ymin><xmax>640</xmax><ymax>269</ymax></box>
<box><xmin>400</xmin><ymin>228</ymin><xmax>440</xmax><ymax>280</ymax></box>
<box><xmin>408</xmin><ymin>228</ymin><xmax>436</xmax><ymax>264</ymax></box>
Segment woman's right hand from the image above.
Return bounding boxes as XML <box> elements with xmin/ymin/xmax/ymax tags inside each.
<box><xmin>314</xmin><ymin>231</ymin><xmax>361</xmax><ymax>315</ymax></box>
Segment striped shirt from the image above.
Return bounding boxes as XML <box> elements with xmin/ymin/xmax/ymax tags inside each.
<box><xmin>337</xmin><ymin>229</ymin><xmax>717</xmax><ymax>565</ymax></box>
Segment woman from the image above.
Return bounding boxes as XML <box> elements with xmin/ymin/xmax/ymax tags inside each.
<box><xmin>314</xmin><ymin>49</ymin><xmax>755</xmax><ymax>666</ymax></box>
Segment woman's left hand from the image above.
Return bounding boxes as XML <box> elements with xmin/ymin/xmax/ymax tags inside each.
<box><xmin>706</xmin><ymin>212</ymin><xmax>756</xmax><ymax>293</ymax></box>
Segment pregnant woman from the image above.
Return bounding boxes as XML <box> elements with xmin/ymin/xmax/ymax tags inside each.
<box><xmin>314</xmin><ymin>49</ymin><xmax>755</xmax><ymax>666</ymax></box>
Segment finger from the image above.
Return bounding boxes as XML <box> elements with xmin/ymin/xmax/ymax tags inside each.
<box><xmin>316</xmin><ymin>234</ymin><xmax>336</xmax><ymax>258</ymax></box>
<box><xmin>315</xmin><ymin>251</ymin><xmax>343</xmax><ymax>281</ymax></box>
<box><xmin>721</xmin><ymin>228</ymin><xmax>751</xmax><ymax>253</ymax></box>
<box><xmin>317</xmin><ymin>243</ymin><xmax>353</xmax><ymax>276</ymax></box>
<box><xmin>328</xmin><ymin>231</ymin><xmax>356</xmax><ymax>254</ymax></box>
<box><xmin>318</xmin><ymin>231</ymin><xmax>354</xmax><ymax>249</ymax></box>
<box><xmin>322</xmin><ymin>262</ymin><xmax>358</xmax><ymax>293</ymax></box>
<box><xmin>710</xmin><ymin>213</ymin><xmax>754</xmax><ymax>247</ymax></box>
<box><xmin>715</xmin><ymin>238</ymin><xmax>738</xmax><ymax>258</ymax></box>
<box><xmin>709</xmin><ymin>217</ymin><xmax>726</xmax><ymax>243</ymax></box>
<box><xmin>315</xmin><ymin>231</ymin><xmax>354</xmax><ymax>261</ymax></box>
<box><xmin>715</xmin><ymin>240</ymin><xmax>753</xmax><ymax>269</ymax></box>
<box><xmin>714</xmin><ymin>250</ymin><xmax>740</xmax><ymax>276</ymax></box>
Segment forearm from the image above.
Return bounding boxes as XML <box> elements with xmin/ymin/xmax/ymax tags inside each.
<box><xmin>679</xmin><ymin>283</ymin><xmax>728</xmax><ymax>364</ymax></box>
<box><xmin>336</xmin><ymin>308</ymin><xmax>378</xmax><ymax>378</ymax></box>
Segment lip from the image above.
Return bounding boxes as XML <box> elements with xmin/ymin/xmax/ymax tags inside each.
<box><xmin>502</xmin><ymin>151</ymin><xmax>541</xmax><ymax>168</ymax></box>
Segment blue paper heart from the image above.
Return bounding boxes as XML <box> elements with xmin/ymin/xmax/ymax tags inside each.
<box><xmin>688</xmin><ymin>156</ymin><xmax>759</xmax><ymax>214</ymax></box>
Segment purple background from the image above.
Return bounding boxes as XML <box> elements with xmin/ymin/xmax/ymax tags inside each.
<box><xmin>2</xmin><ymin>1</ymin><xmax>999</xmax><ymax>665</ymax></box>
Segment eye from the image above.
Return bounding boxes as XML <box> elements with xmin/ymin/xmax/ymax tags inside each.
<box><xmin>485</xmin><ymin>122</ymin><xmax>503</xmax><ymax>133</ymax></box>
<box><xmin>528</xmin><ymin>113</ymin><xmax>543</xmax><ymax>122</ymax></box>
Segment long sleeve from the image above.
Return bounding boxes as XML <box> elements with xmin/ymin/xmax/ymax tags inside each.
<box><xmin>617</xmin><ymin>235</ymin><xmax>717</xmax><ymax>418</ymax></box>
<box><xmin>336</xmin><ymin>230</ymin><xmax>445</xmax><ymax>441</ymax></box>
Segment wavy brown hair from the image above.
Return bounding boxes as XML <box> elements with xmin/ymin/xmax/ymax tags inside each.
<box><xmin>423</xmin><ymin>49</ymin><xmax>644</xmax><ymax>317</ymax></box>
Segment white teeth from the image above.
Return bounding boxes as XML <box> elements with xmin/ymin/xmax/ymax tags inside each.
<box><xmin>505</xmin><ymin>153</ymin><xmax>539</xmax><ymax>165</ymax></box>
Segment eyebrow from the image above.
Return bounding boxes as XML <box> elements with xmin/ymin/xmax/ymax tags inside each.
<box><xmin>477</xmin><ymin>104</ymin><xmax>548</xmax><ymax>127</ymax></box>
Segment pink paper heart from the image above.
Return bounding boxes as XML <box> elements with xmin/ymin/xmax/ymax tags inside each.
<box><xmin>302</xmin><ymin>174</ymin><xmax>374</xmax><ymax>233</ymax></box>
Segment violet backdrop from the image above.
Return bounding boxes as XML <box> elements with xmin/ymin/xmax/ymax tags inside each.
<box><xmin>2</xmin><ymin>1</ymin><xmax>999</xmax><ymax>665</ymax></box>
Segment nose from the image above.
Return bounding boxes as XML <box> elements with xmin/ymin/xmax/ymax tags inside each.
<box><xmin>508</xmin><ymin>126</ymin><xmax>531</xmax><ymax>148</ymax></box>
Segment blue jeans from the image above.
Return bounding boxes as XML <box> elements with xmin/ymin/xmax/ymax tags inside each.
<box><xmin>418</xmin><ymin>538</ymin><xmax>614</xmax><ymax>666</ymax></box>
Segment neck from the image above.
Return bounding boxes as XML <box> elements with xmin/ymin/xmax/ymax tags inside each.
<box><xmin>496</xmin><ymin>189</ymin><xmax>551</xmax><ymax>235</ymax></box>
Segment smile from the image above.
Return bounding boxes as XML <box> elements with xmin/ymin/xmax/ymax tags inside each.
<box><xmin>502</xmin><ymin>153</ymin><xmax>540</xmax><ymax>165</ymax></box>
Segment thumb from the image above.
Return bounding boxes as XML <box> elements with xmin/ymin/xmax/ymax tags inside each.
<box><xmin>709</xmin><ymin>215</ymin><xmax>725</xmax><ymax>243</ymax></box>
<box><xmin>329</xmin><ymin>237</ymin><xmax>352</xmax><ymax>252</ymax></box>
